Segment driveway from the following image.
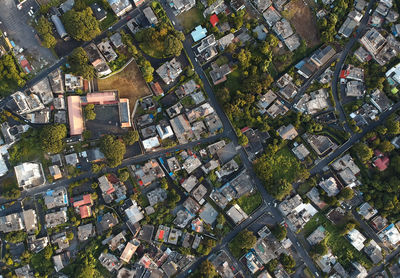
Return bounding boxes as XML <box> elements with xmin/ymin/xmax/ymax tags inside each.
<box><xmin>0</xmin><ymin>0</ymin><xmax>56</xmax><ymax>70</ymax></box>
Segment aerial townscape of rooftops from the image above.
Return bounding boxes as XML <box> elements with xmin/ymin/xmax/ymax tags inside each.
<box><xmin>2</xmin><ymin>0</ymin><xmax>400</xmax><ymax>277</ymax></box>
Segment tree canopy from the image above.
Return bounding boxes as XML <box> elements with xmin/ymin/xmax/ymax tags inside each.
<box><xmin>100</xmin><ymin>135</ymin><xmax>126</xmax><ymax>167</ymax></box>
<box><xmin>63</xmin><ymin>8</ymin><xmax>101</xmax><ymax>41</ymax></box>
<box><xmin>123</xmin><ymin>130</ymin><xmax>139</xmax><ymax>145</ymax></box>
<box><xmin>40</xmin><ymin>124</ymin><xmax>67</xmax><ymax>154</ymax></box>
<box><xmin>68</xmin><ymin>47</ymin><xmax>96</xmax><ymax>79</ymax></box>
<box><xmin>353</xmin><ymin>142</ymin><xmax>373</xmax><ymax>164</ymax></box>
<box><xmin>84</xmin><ymin>104</ymin><xmax>96</xmax><ymax>121</ymax></box>
<box><xmin>0</xmin><ymin>54</ymin><xmax>26</xmax><ymax>94</ymax></box>
<box><xmin>35</xmin><ymin>16</ymin><xmax>57</xmax><ymax>48</ymax></box>
<box><xmin>197</xmin><ymin>260</ymin><xmax>218</xmax><ymax>278</ymax></box>
<box><xmin>272</xmin><ymin>224</ymin><xmax>287</xmax><ymax>241</ymax></box>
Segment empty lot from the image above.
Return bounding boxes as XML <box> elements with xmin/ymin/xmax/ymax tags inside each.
<box><xmin>285</xmin><ymin>0</ymin><xmax>320</xmax><ymax>47</ymax></box>
<box><xmin>97</xmin><ymin>60</ymin><xmax>151</xmax><ymax>112</ymax></box>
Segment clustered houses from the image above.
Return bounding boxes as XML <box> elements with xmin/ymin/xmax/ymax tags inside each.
<box><xmin>135</xmin><ymin>76</ymin><xmax>223</xmax><ymax>151</ymax></box>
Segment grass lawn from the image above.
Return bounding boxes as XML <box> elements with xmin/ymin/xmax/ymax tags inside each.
<box><xmin>225</xmin><ymin>69</ymin><xmax>241</xmax><ymax>91</ymax></box>
<box><xmin>302</xmin><ymin>213</ymin><xmax>372</xmax><ymax>269</ymax></box>
<box><xmin>97</xmin><ymin>61</ymin><xmax>151</xmax><ymax>112</ymax></box>
<box><xmin>273</xmin><ymin>147</ymin><xmax>302</xmax><ymax>182</ymax></box>
<box><xmin>237</xmin><ymin>192</ymin><xmax>262</xmax><ymax>214</ymax></box>
<box><xmin>139</xmin><ymin>41</ymin><xmax>167</xmax><ymax>59</ymax></box>
<box><xmin>100</xmin><ymin>13</ymin><xmax>118</xmax><ymax>31</ymax></box>
<box><xmin>177</xmin><ymin>7</ymin><xmax>205</xmax><ymax>34</ymax></box>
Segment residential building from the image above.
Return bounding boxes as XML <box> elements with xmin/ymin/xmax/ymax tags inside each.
<box><xmin>124</xmin><ymin>200</ymin><xmax>144</xmax><ymax>225</ymax></box>
<box><xmin>97</xmin><ymin>212</ymin><xmax>119</xmax><ymax>234</ymax></box>
<box><xmin>171</xmin><ymin>0</ymin><xmax>195</xmax><ymax>15</ymax></box>
<box><xmin>170</xmin><ymin>114</ymin><xmax>194</xmax><ymax>144</ymax></box>
<box><xmin>319</xmin><ymin>177</ymin><xmax>340</xmax><ymax>197</ymax></box>
<box><xmin>253</xmin><ymin>0</ymin><xmax>271</xmax><ymax>12</ymax></box>
<box><xmin>53</xmin><ymin>252</ymin><xmax>70</xmax><ymax>272</ymax></box>
<box><xmin>14</xmin><ymin>162</ymin><xmax>45</xmax><ymax>189</ymax></box>
<box><xmin>44</xmin><ymin>187</ymin><xmax>68</xmax><ymax>209</ymax></box>
<box><xmin>263</xmin><ymin>6</ymin><xmax>281</xmax><ymax>27</ymax></box>
<box><xmin>364</xmin><ymin>240</ymin><xmax>383</xmax><ymax>264</ymax></box>
<box><xmin>199</xmin><ymin>202</ymin><xmax>219</xmax><ymax>225</ymax></box>
<box><xmin>370</xmin><ymin>89</ymin><xmax>392</xmax><ymax>112</ymax></box>
<box><xmin>266</xmin><ymin>100</ymin><xmax>289</xmax><ymax>118</ymax></box>
<box><xmin>107</xmin><ymin>0</ymin><xmax>133</xmax><ymax>17</ymax></box>
<box><xmin>30</xmin><ymin>77</ymin><xmax>54</xmax><ymax>105</ymax></box>
<box><xmin>156</xmin><ymin>58</ymin><xmax>182</xmax><ymax>84</ymax></box>
<box><xmin>51</xmin><ymin>15</ymin><xmax>67</xmax><ymax>39</ymax></box>
<box><xmin>84</xmin><ymin>43</ymin><xmax>112</xmax><ymax>77</ymax></box>
<box><xmin>209</xmin><ymin>62</ymin><xmax>232</xmax><ymax>85</ymax></box>
<box><xmin>175</xmin><ymin>79</ymin><xmax>199</xmax><ymax>98</ymax></box>
<box><xmin>277</xmin><ymin>124</ymin><xmax>298</xmax><ymax>140</ymax></box>
<box><xmin>292</xmin><ymin>143</ymin><xmax>310</xmax><ymax>161</ymax></box>
<box><xmin>64</xmin><ymin>74</ymin><xmax>83</xmax><ymax>92</ymax></box>
<box><xmin>279</xmin><ymin>82</ymin><xmax>298</xmax><ymax>100</ymax></box>
<box><xmin>142</xmin><ymin>136</ymin><xmax>161</xmax><ymax>151</ymax></box>
<box><xmin>231</xmin><ymin>0</ymin><xmax>245</xmax><ymax>11</ymax></box>
<box><xmin>147</xmin><ymin>188</ymin><xmax>167</xmax><ymax>206</ymax></box>
<box><xmin>303</xmin><ymin>133</ymin><xmax>337</xmax><ymax>156</ymax></box>
<box><xmin>331</xmin><ymin>154</ymin><xmax>360</xmax><ymax>186</ymax></box>
<box><xmin>347</xmin><ymin>229</ymin><xmax>366</xmax><ymax>251</ymax></box>
<box><xmin>183</xmin><ymin>155</ymin><xmax>202</xmax><ymax>174</ymax></box>
<box><xmin>203</xmin><ymin>0</ymin><xmax>226</xmax><ymax>17</ymax></box>
<box><xmin>0</xmin><ymin>212</ymin><xmax>24</xmax><ymax>233</ymax></box>
<box><xmin>186</xmin><ymin>102</ymin><xmax>214</xmax><ymax>123</ymax></box>
<box><xmin>257</xmin><ymin>90</ymin><xmax>277</xmax><ymax>114</ymax></box>
<box><xmin>371</xmin><ymin>215</ymin><xmax>389</xmax><ymax>233</ymax></box>
<box><xmin>45</xmin><ymin>210</ymin><xmax>68</xmax><ymax>228</ymax></box>
<box><xmin>132</xmin><ymin>159</ymin><xmax>164</xmax><ymax>186</ymax></box>
<box><xmin>97</xmin><ymin>40</ymin><xmax>118</xmax><ymax>62</ymax></box>
<box><xmin>310</xmin><ymin>45</ymin><xmax>336</xmax><ymax>67</ymax></box>
<box><xmin>379</xmin><ymin>224</ymin><xmax>400</xmax><ymax>245</ymax></box>
<box><xmin>204</xmin><ymin>113</ymin><xmax>223</xmax><ymax>134</ymax></box>
<box><xmin>358</xmin><ymin>202</ymin><xmax>378</xmax><ymax>220</ymax></box>
<box><xmin>284</xmin><ymin>34</ymin><xmax>300</xmax><ymax>51</ymax></box>
<box><xmin>338</xmin><ymin>17</ymin><xmax>358</xmax><ymax>38</ymax></box>
<box><xmin>307</xmin><ymin>226</ymin><xmax>326</xmax><ymax>245</ymax></box>
<box><xmin>99</xmin><ymin>252</ymin><xmax>122</xmax><ymax>272</ymax></box>
<box><xmin>143</xmin><ymin>7</ymin><xmax>158</xmax><ymax>25</ymax></box>
<box><xmin>120</xmin><ymin>239</ymin><xmax>140</xmax><ymax>263</ymax></box>
<box><xmin>98</xmin><ymin>175</ymin><xmax>115</xmax><ymax>203</ymax></box>
<box><xmin>90</xmin><ymin>3</ymin><xmax>107</xmax><ymax>21</ymax></box>
<box><xmin>360</xmin><ymin>28</ymin><xmax>386</xmax><ymax>56</ymax></box>
<box><xmin>110</xmin><ymin>33</ymin><xmax>123</xmax><ymax>48</ymax></box>
<box><xmin>77</xmin><ymin>223</ymin><xmax>95</xmax><ymax>241</ymax></box>
<box><xmin>191</xmin><ymin>25</ymin><xmax>207</xmax><ymax>42</ymax></box>
<box><xmin>226</xmin><ymin>204</ymin><xmax>248</xmax><ymax>224</ymax></box>
<box><xmin>272</xmin><ymin>19</ymin><xmax>293</xmax><ymax>39</ymax></box>
<box><xmin>72</xmin><ymin>194</ymin><xmax>93</xmax><ymax>219</ymax></box>
<box><xmin>217</xmin><ymin>33</ymin><xmax>235</xmax><ymax>50</ymax></box>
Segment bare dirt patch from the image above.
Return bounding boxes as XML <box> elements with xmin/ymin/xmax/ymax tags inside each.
<box><xmin>97</xmin><ymin>61</ymin><xmax>151</xmax><ymax>112</ymax></box>
<box><xmin>285</xmin><ymin>0</ymin><xmax>320</xmax><ymax>47</ymax></box>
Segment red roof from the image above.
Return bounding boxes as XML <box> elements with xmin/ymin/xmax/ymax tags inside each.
<box><xmin>73</xmin><ymin>194</ymin><xmax>92</xmax><ymax>207</ymax></box>
<box><xmin>151</xmin><ymin>82</ymin><xmax>164</xmax><ymax>96</ymax></box>
<box><xmin>158</xmin><ymin>230</ymin><xmax>164</xmax><ymax>240</ymax></box>
<box><xmin>107</xmin><ymin>173</ymin><xmax>119</xmax><ymax>184</ymax></box>
<box><xmin>79</xmin><ymin>205</ymin><xmax>92</xmax><ymax>218</ymax></box>
<box><xmin>340</xmin><ymin>70</ymin><xmax>349</xmax><ymax>79</ymax></box>
<box><xmin>374</xmin><ymin>156</ymin><xmax>389</xmax><ymax>171</ymax></box>
<box><xmin>210</xmin><ymin>14</ymin><xmax>219</xmax><ymax>27</ymax></box>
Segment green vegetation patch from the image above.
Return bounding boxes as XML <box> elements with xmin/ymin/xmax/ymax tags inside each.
<box><xmin>302</xmin><ymin>213</ymin><xmax>372</xmax><ymax>269</ymax></box>
<box><xmin>236</xmin><ymin>192</ymin><xmax>262</xmax><ymax>214</ymax></box>
<box><xmin>254</xmin><ymin>147</ymin><xmax>309</xmax><ymax>200</ymax></box>
<box><xmin>177</xmin><ymin>7</ymin><xmax>205</xmax><ymax>34</ymax></box>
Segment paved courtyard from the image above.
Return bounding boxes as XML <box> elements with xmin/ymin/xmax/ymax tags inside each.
<box><xmin>0</xmin><ymin>0</ymin><xmax>56</xmax><ymax>70</ymax></box>
<box><xmin>85</xmin><ymin>105</ymin><xmax>127</xmax><ymax>139</ymax></box>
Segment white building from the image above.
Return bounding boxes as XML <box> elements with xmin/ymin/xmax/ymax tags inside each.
<box><xmin>14</xmin><ymin>162</ymin><xmax>45</xmax><ymax>189</ymax></box>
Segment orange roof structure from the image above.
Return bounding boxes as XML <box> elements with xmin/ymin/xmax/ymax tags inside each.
<box><xmin>67</xmin><ymin>96</ymin><xmax>84</xmax><ymax>136</ymax></box>
<box><xmin>84</xmin><ymin>91</ymin><xmax>117</xmax><ymax>105</ymax></box>
<box><xmin>73</xmin><ymin>194</ymin><xmax>93</xmax><ymax>207</ymax></box>
<box><xmin>79</xmin><ymin>205</ymin><xmax>92</xmax><ymax>219</ymax></box>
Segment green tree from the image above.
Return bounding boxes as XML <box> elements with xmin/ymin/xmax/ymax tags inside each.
<box><xmin>84</xmin><ymin>104</ymin><xmax>96</xmax><ymax>120</ymax></box>
<box><xmin>164</xmin><ymin>34</ymin><xmax>184</xmax><ymax>57</ymax></box>
<box><xmin>40</xmin><ymin>124</ymin><xmax>67</xmax><ymax>154</ymax></box>
<box><xmin>68</xmin><ymin>47</ymin><xmax>96</xmax><ymax>80</ymax></box>
<box><xmin>237</xmin><ymin>48</ymin><xmax>251</xmax><ymax>69</ymax></box>
<box><xmin>123</xmin><ymin>130</ymin><xmax>139</xmax><ymax>145</ymax></box>
<box><xmin>272</xmin><ymin>224</ymin><xmax>287</xmax><ymax>241</ymax></box>
<box><xmin>312</xmin><ymin>240</ymin><xmax>328</xmax><ymax>256</ymax></box>
<box><xmin>44</xmin><ymin>245</ymin><xmax>53</xmax><ymax>260</ymax></box>
<box><xmin>67</xmin><ymin>231</ymin><xmax>74</xmax><ymax>241</ymax></box>
<box><xmin>62</xmin><ymin>8</ymin><xmax>100</xmax><ymax>41</ymax></box>
<box><xmin>236</xmin><ymin>229</ymin><xmax>256</xmax><ymax>250</ymax></box>
<box><xmin>339</xmin><ymin>187</ymin><xmax>354</xmax><ymax>200</ymax></box>
<box><xmin>379</xmin><ymin>140</ymin><xmax>394</xmax><ymax>153</ymax></box>
<box><xmin>100</xmin><ymin>135</ymin><xmax>126</xmax><ymax>167</ymax></box>
<box><xmin>353</xmin><ymin>142</ymin><xmax>373</xmax><ymax>164</ymax></box>
<box><xmin>280</xmin><ymin>253</ymin><xmax>296</xmax><ymax>271</ymax></box>
<box><xmin>118</xmin><ymin>171</ymin><xmax>130</xmax><ymax>182</ymax></box>
<box><xmin>35</xmin><ymin>16</ymin><xmax>57</xmax><ymax>48</ymax></box>
<box><xmin>386</xmin><ymin>116</ymin><xmax>400</xmax><ymax>135</ymax></box>
<box><xmin>198</xmin><ymin>259</ymin><xmax>218</xmax><ymax>278</ymax></box>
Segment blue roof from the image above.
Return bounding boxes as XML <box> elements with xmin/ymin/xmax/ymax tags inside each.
<box><xmin>191</xmin><ymin>25</ymin><xmax>207</xmax><ymax>42</ymax></box>
<box><xmin>46</xmin><ymin>190</ymin><xmax>54</xmax><ymax>196</ymax></box>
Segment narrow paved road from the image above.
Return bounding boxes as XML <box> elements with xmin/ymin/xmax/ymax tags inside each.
<box><xmin>330</xmin><ymin>0</ymin><xmax>376</xmax><ymax>134</ymax></box>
